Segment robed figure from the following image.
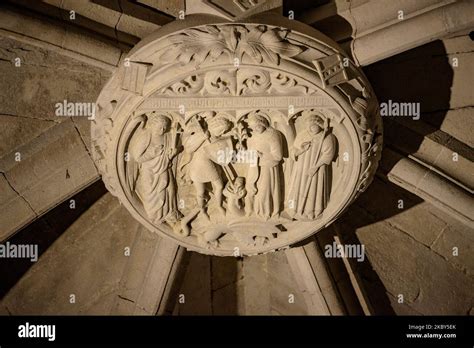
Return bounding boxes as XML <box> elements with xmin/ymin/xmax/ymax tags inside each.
<box><xmin>288</xmin><ymin>115</ymin><xmax>337</xmax><ymax>220</ymax></box>
<box><xmin>128</xmin><ymin>113</ymin><xmax>180</xmax><ymax>224</ymax></box>
<box><xmin>246</xmin><ymin>114</ymin><xmax>283</xmax><ymax>219</ymax></box>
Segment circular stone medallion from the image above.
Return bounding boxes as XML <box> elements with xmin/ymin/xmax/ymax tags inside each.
<box><xmin>91</xmin><ymin>15</ymin><xmax>382</xmax><ymax>256</ymax></box>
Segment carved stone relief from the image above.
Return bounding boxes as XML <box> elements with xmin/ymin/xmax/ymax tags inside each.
<box><xmin>91</xmin><ymin>16</ymin><xmax>382</xmax><ymax>256</ymax></box>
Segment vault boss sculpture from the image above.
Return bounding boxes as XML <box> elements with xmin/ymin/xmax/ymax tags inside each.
<box><xmin>91</xmin><ymin>14</ymin><xmax>382</xmax><ymax>256</ymax></box>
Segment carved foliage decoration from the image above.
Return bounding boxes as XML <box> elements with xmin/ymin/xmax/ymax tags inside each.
<box><xmin>158</xmin><ymin>25</ymin><xmax>305</xmax><ymax>66</ymax></box>
<box><xmin>161</xmin><ymin>69</ymin><xmax>317</xmax><ymax>96</ymax></box>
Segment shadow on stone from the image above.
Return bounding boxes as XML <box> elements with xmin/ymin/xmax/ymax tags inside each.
<box><xmin>0</xmin><ymin>180</ymin><xmax>107</xmax><ymax>300</ymax></box>
<box><xmin>174</xmin><ymin>252</ymin><xmax>241</xmax><ymax>315</ymax></box>
<box><xmin>363</xmin><ymin>39</ymin><xmax>454</xmax><ymax>172</ymax></box>
<box><xmin>337</xmin><ymin>178</ymin><xmax>425</xmax><ymax>315</ymax></box>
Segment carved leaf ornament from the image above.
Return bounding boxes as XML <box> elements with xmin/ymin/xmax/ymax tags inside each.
<box><xmin>159</xmin><ymin>25</ymin><xmax>304</xmax><ymax>66</ymax></box>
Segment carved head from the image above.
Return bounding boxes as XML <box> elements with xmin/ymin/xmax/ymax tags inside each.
<box><xmin>307</xmin><ymin>114</ymin><xmax>324</xmax><ymax>135</ymax></box>
<box><xmin>147</xmin><ymin>113</ymin><xmax>171</xmax><ymax>135</ymax></box>
<box><xmin>208</xmin><ymin>117</ymin><xmax>232</xmax><ymax>137</ymax></box>
<box><xmin>248</xmin><ymin>113</ymin><xmax>269</xmax><ymax>134</ymax></box>
<box><xmin>234</xmin><ymin>176</ymin><xmax>245</xmax><ymax>189</ymax></box>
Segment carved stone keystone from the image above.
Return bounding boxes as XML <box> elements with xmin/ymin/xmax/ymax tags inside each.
<box><xmin>91</xmin><ymin>14</ymin><xmax>382</xmax><ymax>256</ymax></box>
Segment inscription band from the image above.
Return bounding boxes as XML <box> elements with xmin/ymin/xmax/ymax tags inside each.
<box><xmin>138</xmin><ymin>96</ymin><xmax>335</xmax><ymax>111</ymax></box>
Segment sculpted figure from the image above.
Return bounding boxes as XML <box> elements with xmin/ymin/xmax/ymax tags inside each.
<box><xmin>288</xmin><ymin>114</ymin><xmax>337</xmax><ymax>220</ymax></box>
<box><xmin>181</xmin><ymin>116</ymin><xmax>233</xmax><ymax>218</ymax></box>
<box><xmin>245</xmin><ymin>113</ymin><xmax>283</xmax><ymax>219</ymax></box>
<box><xmin>128</xmin><ymin>113</ymin><xmax>181</xmax><ymax>224</ymax></box>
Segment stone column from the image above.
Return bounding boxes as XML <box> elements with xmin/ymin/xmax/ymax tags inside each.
<box><xmin>111</xmin><ymin>230</ymin><xmax>189</xmax><ymax>315</ymax></box>
<box><xmin>285</xmin><ymin>236</ymin><xmax>347</xmax><ymax>315</ymax></box>
<box><xmin>299</xmin><ymin>0</ymin><xmax>474</xmax><ymax>66</ymax></box>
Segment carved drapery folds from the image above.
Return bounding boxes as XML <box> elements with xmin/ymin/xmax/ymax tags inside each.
<box><xmin>92</xmin><ymin>18</ymin><xmax>382</xmax><ymax>256</ymax></box>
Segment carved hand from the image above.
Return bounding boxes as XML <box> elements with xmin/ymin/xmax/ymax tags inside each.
<box><xmin>294</xmin><ymin>143</ymin><xmax>310</xmax><ymax>158</ymax></box>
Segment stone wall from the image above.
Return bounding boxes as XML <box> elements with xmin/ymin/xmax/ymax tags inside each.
<box><xmin>0</xmin><ymin>35</ymin><xmax>109</xmax><ymax>239</ymax></box>
<box><xmin>342</xmin><ymin>177</ymin><xmax>473</xmax><ymax>315</ymax></box>
<box><xmin>0</xmin><ymin>6</ymin><xmax>472</xmax><ymax>316</ymax></box>
<box><xmin>355</xmin><ymin>32</ymin><xmax>474</xmax><ymax>315</ymax></box>
<box><xmin>174</xmin><ymin>252</ymin><xmax>308</xmax><ymax>315</ymax></box>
